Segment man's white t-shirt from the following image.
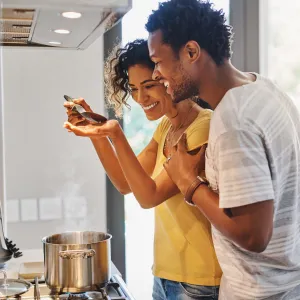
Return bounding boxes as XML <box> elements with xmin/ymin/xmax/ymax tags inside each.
<box><xmin>206</xmin><ymin>73</ymin><xmax>300</xmax><ymax>299</ymax></box>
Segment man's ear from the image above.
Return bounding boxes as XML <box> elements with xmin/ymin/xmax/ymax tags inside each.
<box><xmin>185</xmin><ymin>41</ymin><xmax>201</xmax><ymax>62</ymax></box>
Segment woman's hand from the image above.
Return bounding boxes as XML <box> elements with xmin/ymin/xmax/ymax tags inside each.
<box><xmin>63</xmin><ymin>97</ymin><xmax>121</xmax><ymax>139</ymax></box>
<box><xmin>64</xmin><ymin>119</ymin><xmax>121</xmax><ymax>140</ymax></box>
<box><xmin>63</xmin><ymin>98</ymin><xmax>93</xmax><ymax>126</ymax></box>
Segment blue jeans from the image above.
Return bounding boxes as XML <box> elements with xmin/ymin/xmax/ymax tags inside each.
<box><xmin>152</xmin><ymin>277</ymin><xmax>219</xmax><ymax>300</ymax></box>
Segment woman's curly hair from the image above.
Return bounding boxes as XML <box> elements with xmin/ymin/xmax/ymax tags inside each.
<box><xmin>104</xmin><ymin>39</ymin><xmax>155</xmax><ymax>117</ymax></box>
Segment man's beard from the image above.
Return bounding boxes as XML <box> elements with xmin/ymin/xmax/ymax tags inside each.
<box><xmin>171</xmin><ymin>65</ymin><xmax>199</xmax><ymax>103</ymax></box>
<box><xmin>172</xmin><ymin>77</ymin><xmax>199</xmax><ymax>103</ymax></box>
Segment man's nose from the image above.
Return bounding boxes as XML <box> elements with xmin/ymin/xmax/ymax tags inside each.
<box><xmin>152</xmin><ymin>68</ymin><xmax>161</xmax><ymax>81</ymax></box>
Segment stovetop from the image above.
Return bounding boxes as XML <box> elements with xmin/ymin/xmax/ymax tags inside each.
<box><xmin>19</xmin><ymin>275</ymin><xmax>135</xmax><ymax>300</ymax></box>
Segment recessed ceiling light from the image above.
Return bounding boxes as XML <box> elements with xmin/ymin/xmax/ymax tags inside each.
<box><xmin>49</xmin><ymin>41</ymin><xmax>62</xmax><ymax>45</ymax></box>
<box><xmin>53</xmin><ymin>29</ymin><xmax>70</xmax><ymax>34</ymax></box>
<box><xmin>62</xmin><ymin>12</ymin><xmax>82</xmax><ymax>19</ymax></box>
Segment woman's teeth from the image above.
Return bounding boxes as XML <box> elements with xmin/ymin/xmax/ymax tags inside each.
<box><xmin>164</xmin><ymin>82</ymin><xmax>169</xmax><ymax>88</ymax></box>
<box><xmin>143</xmin><ymin>102</ymin><xmax>159</xmax><ymax>111</ymax></box>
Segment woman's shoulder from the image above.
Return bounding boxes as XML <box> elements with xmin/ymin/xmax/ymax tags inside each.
<box><xmin>185</xmin><ymin>109</ymin><xmax>212</xmax><ymax>149</ymax></box>
<box><xmin>195</xmin><ymin>108</ymin><xmax>213</xmax><ymax>122</ymax></box>
<box><xmin>187</xmin><ymin>109</ymin><xmax>213</xmax><ymax>132</ymax></box>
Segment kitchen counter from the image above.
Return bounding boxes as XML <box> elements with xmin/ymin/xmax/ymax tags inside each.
<box><xmin>4</xmin><ymin>249</ymin><xmax>120</xmax><ymax>279</ymax></box>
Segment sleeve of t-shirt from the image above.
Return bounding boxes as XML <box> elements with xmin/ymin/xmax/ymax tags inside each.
<box><xmin>214</xmin><ymin>130</ymin><xmax>275</xmax><ymax>208</ymax></box>
<box><xmin>185</xmin><ymin>111</ymin><xmax>211</xmax><ymax>151</ymax></box>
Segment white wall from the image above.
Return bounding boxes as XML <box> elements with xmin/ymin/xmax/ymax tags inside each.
<box><xmin>2</xmin><ymin>37</ymin><xmax>107</xmax><ymax>250</ymax></box>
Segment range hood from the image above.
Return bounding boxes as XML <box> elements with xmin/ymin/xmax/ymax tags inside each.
<box><xmin>0</xmin><ymin>0</ymin><xmax>131</xmax><ymax>49</ymax></box>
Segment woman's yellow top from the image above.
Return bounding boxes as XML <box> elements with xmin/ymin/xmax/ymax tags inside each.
<box><xmin>152</xmin><ymin>109</ymin><xmax>222</xmax><ymax>285</ymax></box>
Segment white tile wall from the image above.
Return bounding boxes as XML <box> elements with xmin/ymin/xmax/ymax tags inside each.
<box><xmin>63</xmin><ymin>196</ymin><xmax>87</xmax><ymax>219</ymax></box>
<box><xmin>21</xmin><ymin>198</ymin><xmax>38</xmax><ymax>221</ymax></box>
<box><xmin>3</xmin><ymin>36</ymin><xmax>106</xmax><ymax>249</ymax></box>
<box><xmin>7</xmin><ymin>199</ymin><xmax>19</xmax><ymax>223</ymax></box>
<box><xmin>39</xmin><ymin>197</ymin><xmax>62</xmax><ymax>221</ymax></box>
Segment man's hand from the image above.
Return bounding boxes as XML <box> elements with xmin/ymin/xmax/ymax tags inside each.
<box><xmin>163</xmin><ymin>133</ymin><xmax>207</xmax><ymax>194</ymax></box>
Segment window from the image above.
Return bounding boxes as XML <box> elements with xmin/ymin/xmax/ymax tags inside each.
<box><xmin>261</xmin><ymin>0</ymin><xmax>300</xmax><ymax>109</ymax></box>
<box><xmin>122</xmin><ymin>3</ymin><xmax>160</xmax><ymax>300</ymax></box>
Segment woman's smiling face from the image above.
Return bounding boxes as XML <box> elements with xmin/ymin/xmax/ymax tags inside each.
<box><xmin>128</xmin><ymin>64</ymin><xmax>174</xmax><ymax>121</ymax></box>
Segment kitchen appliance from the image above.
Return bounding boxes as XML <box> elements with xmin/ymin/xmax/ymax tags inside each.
<box><xmin>19</xmin><ymin>274</ymin><xmax>135</xmax><ymax>300</ymax></box>
<box><xmin>0</xmin><ymin>0</ymin><xmax>131</xmax><ymax>49</ymax></box>
<box><xmin>42</xmin><ymin>231</ymin><xmax>112</xmax><ymax>293</ymax></box>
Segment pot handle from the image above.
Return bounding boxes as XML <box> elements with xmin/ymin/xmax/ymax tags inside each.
<box><xmin>59</xmin><ymin>249</ymin><xmax>96</xmax><ymax>259</ymax></box>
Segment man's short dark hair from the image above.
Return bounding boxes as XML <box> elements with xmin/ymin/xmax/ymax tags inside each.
<box><xmin>145</xmin><ymin>0</ymin><xmax>233</xmax><ymax>65</ymax></box>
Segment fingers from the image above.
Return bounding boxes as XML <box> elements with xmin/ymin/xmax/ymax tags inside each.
<box><xmin>73</xmin><ymin>98</ymin><xmax>93</xmax><ymax>112</ymax></box>
<box><xmin>177</xmin><ymin>133</ymin><xmax>188</xmax><ymax>152</ymax></box>
<box><xmin>63</xmin><ymin>97</ymin><xmax>93</xmax><ymax>113</ymax></box>
<box><xmin>63</xmin><ymin>122</ymin><xmax>89</xmax><ymax>136</ymax></box>
<box><xmin>64</xmin><ymin>102</ymin><xmax>77</xmax><ymax>117</ymax></box>
<box><xmin>63</xmin><ymin>97</ymin><xmax>94</xmax><ymax>131</ymax></box>
<box><xmin>75</xmin><ymin>120</ymin><xmax>90</xmax><ymax>126</ymax></box>
<box><xmin>169</xmin><ymin>144</ymin><xmax>177</xmax><ymax>156</ymax></box>
<box><xmin>192</xmin><ymin>143</ymin><xmax>207</xmax><ymax>162</ymax></box>
<box><xmin>63</xmin><ymin>101</ymin><xmax>73</xmax><ymax>109</ymax></box>
<box><xmin>64</xmin><ymin>100</ymin><xmax>91</xmax><ymax>126</ymax></box>
<box><xmin>67</xmin><ymin>113</ymin><xmax>82</xmax><ymax>123</ymax></box>
<box><xmin>63</xmin><ymin>121</ymin><xmax>106</xmax><ymax>137</ymax></box>
<box><xmin>197</xmin><ymin>143</ymin><xmax>207</xmax><ymax>172</ymax></box>
<box><xmin>163</xmin><ymin>158</ymin><xmax>171</xmax><ymax>173</ymax></box>
<box><xmin>199</xmin><ymin>143</ymin><xmax>208</xmax><ymax>156</ymax></box>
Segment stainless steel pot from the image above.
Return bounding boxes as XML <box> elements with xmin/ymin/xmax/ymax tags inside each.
<box><xmin>42</xmin><ymin>231</ymin><xmax>112</xmax><ymax>293</ymax></box>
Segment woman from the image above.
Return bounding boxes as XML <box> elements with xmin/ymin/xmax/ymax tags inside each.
<box><xmin>63</xmin><ymin>39</ymin><xmax>221</xmax><ymax>300</ymax></box>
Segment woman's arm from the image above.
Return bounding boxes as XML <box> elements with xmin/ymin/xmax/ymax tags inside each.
<box><xmin>64</xmin><ymin>119</ymin><xmax>180</xmax><ymax>208</ymax></box>
<box><xmin>110</xmin><ymin>128</ymin><xmax>179</xmax><ymax>208</ymax></box>
<box><xmin>65</xmin><ymin>106</ymin><xmax>212</xmax><ymax>208</ymax></box>
<box><xmin>64</xmin><ymin>99</ymin><xmax>157</xmax><ymax>195</ymax></box>
<box><xmin>90</xmin><ymin>133</ymin><xmax>158</xmax><ymax>195</ymax></box>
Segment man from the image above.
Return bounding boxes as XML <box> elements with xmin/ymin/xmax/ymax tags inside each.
<box><xmin>145</xmin><ymin>0</ymin><xmax>300</xmax><ymax>299</ymax></box>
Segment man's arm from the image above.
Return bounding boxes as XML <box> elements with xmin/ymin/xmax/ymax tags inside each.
<box><xmin>164</xmin><ymin>131</ymin><xmax>274</xmax><ymax>253</ymax></box>
<box><xmin>185</xmin><ymin>183</ymin><xmax>273</xmax><ymax>252</ymax></box>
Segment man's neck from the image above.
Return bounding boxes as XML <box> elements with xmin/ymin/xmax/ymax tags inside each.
<box><xmin>198</xmin><ymin>61</ymin><xmax>256</xmax><ymax>109</ymax></box>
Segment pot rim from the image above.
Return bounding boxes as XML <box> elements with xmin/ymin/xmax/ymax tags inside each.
<box><xmin>41</xmin><ymin>231</ymin><xmax>112</xmax><ymax>246</ymax></box>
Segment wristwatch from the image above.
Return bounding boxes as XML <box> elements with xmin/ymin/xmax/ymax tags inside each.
<box><xmin>184</xmin><ymin>176</ymin><xmax>209</xmax><ymax>206</ymax></box>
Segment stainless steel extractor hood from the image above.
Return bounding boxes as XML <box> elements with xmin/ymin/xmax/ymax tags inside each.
<box><xmin>0</xmin><ymin>0</ymin><xmax>131</xmax><ymax>49</ymax></box>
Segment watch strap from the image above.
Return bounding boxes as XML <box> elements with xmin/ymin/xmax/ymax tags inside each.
<box><xmin>184</xmin><ymin>176</ymin><xmax>208</xmax><ymax>206</ymax></box>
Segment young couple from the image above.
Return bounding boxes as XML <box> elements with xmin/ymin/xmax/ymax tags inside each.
<box><xmin>64</xmin><ymin>1</ymin><xmax>300</xmax><ymax>299</ymax></box>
